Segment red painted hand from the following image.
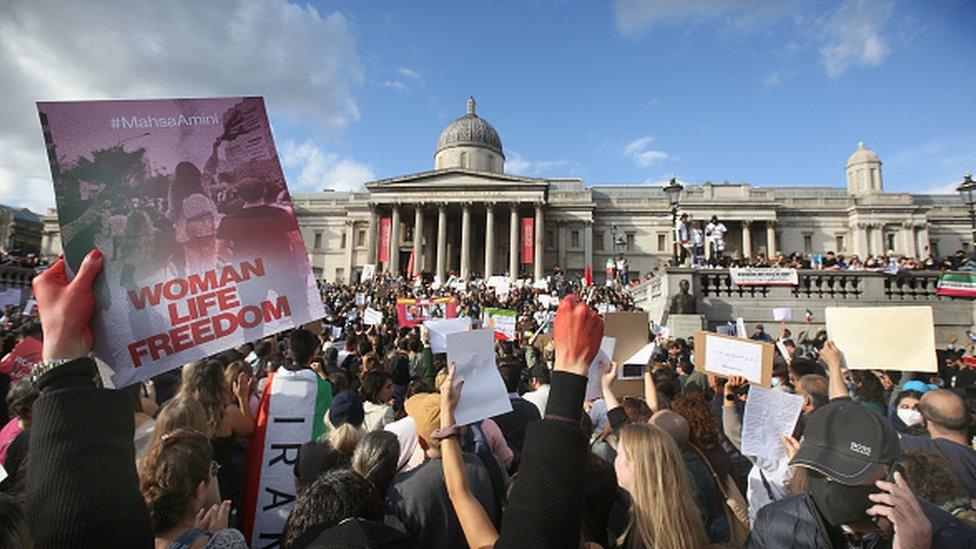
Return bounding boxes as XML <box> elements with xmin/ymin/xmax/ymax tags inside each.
<box><xmin>552</xmin><ymin>294</ymin><xmax>604</xmax><ymax>377</ymax></box>
<box><xmin>33</xmin><ymin>249</ymin><xmax>103</xmax><ymax>361</ymax></box>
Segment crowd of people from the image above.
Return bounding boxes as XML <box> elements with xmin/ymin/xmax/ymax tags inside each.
<box><xmin>669</xmin><ymin>213</ymin><xmax>976</xmax><ymax>274</ymax></box>
<box><xmin>0</xmin><ymin>248</ymin><xmax>975</xmax><ymax>547</ymax></box>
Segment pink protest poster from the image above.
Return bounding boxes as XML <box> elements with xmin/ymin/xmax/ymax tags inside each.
<box><xmin>37</xmin><ymin>97</ymin><xmax>325</xmax><ymax>387</ymax></box>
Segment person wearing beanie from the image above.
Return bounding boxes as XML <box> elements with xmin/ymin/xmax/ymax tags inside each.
<box><xmin>386</xmin><ymin>392</ymin><xmax>498</xmax><ymax>549</ymax></box>
<box><xmin>294</xmin><ymin>390</ymin><xmax>366</xmax><ymax>494</ymax></box>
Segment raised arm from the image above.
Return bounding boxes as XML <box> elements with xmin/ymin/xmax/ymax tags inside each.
<box><xmin>28</xmin><ymin>250</ymin><xmax>153</xmax><ymax>546</ymax></box>
<box><xmin>440</xmin><ymin>365</ymin><xmax>499</xmax><ymax>549</ymax></box>
<box><xmin>644</xmin><ymin>366</ymin><xmax>660</xmax><ymax>413</ymax></box>
<box><xmin>819</xmin><ymin>341</ymin><xmax>850</xmax><ymax>400</ymax></box>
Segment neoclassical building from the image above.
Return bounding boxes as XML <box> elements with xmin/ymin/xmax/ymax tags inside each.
<box><xmin>41</xmin><ymin>98</ymin><xmax>973</xmax><ymax>282</ymax></box>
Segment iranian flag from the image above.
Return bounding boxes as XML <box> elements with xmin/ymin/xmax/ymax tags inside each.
<box><xmin>937</xmin><ymin>273</ymin><xmax>976</xmax><ymax>297</ymax></box>
<box><xmin>241</xmin><ymin>368</ymin><xmax>332</xmax><ymax>546</ymax></box>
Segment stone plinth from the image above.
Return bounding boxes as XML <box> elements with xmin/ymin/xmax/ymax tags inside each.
<box><xmin>668</xmin><ymin>314</ymin><xmax>704</xmax><ymax>340</ymax></box>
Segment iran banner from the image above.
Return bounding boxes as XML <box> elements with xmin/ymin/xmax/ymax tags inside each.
<box><xmin>521</xmin><ymin>217</ymin><xmax>534</xmax><ymax>264</ymax></box>
<box><xmin>937</xmin><ymin>272</ymin><xmax>976</xmax><ymax>297</ymax></box>
<box><xmin>241</xmin><ymin>368</ymin><xmax>332</xmax><ymax>546</ymax></box>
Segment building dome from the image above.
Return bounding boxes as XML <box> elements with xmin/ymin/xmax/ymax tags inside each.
<box><xmin>436</xmin><ymin>97</ymin><xmax>503</xmax><ymax>157</ymax></box>
<box><xmin>846</xmin><ymin>141</ymin><xmax>880</xmax><ymax>167</ymax></box>
<box><xmin>434</xmin><ymin>98</ymin><xmax>505</xmax><ymax>173</ymax></box>
<box><xmin>845</xmin><ymin>141</ymin><xmax>883</xmax><ymax>195</ymax></box>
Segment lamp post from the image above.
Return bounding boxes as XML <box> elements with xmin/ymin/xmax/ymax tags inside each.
<box><xmin>663</xmin><ymin>176</ymin><xmax>684</xmax><ymax>265</ymax></box>
<box><xmin>958</xmin><ymin>172</ymin><xmax>976</xmax><ymax>250</ymax></box>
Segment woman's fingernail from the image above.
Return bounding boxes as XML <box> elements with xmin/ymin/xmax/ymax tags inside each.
<box><xmin>91</xmin><ymin>248</ymin><xmax>103</xmax><ymax>260</ymax></box>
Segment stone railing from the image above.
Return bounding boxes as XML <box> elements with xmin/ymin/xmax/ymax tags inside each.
<box><xmin>631</xmin><ymin>268</ymin><xmax>976</xmax><ymax>344</ymax></box>
<box><xmin>0</xmin><ymin>265</ymin><xmax>36</xmax><ymax>291</ymax></box>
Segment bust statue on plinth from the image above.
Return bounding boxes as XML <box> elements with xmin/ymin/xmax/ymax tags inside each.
<box><xmin>669</xmin><ymin>279</ymin><xmax>696</xmax><ymax>314</ymax></box>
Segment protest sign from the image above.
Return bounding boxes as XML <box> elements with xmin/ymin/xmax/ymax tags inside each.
<box><xmin>772</xmin><ymin>308</ymin><xmax>791</xmax><ymax>321</ymax></box>
<box><xmin>937</xmin><ymin>272</ymin><xmax>976</xmax><ymax>297</ymax></box>
<box><xmin>585</xmin><ymin>337</ymin><xmax>616</xmax><ymax>400</ymax></box>
<box><xmin>825</xmin><ymin>306</ymin><xmax>937</xmax><ymax>372</ymax></box>
<box><xmin>330</xmin><ymin>325</ymin><xmax>343</xmax><ymax>339</ymax></box>
<box><xmin>694</xmin><ymin>331</ymin><xmax>774</xmax><ymax>387</ymax></box>
<box><xmin>355</xmin><ymin>293</ymin><xmax>366</xmax><ymax>306</ymax></box>
<box><xmin>363</xmin><ymin>307</ymin><xmax>384</xmax><ymax>326</ymax></box>
<box><xmin>0</xmin><ymin>289</ymin><xmax>22</xmax><ymax>309</ymax></box>
<box><xmin>23</xmin><ymin>299</ymin><xmax>36</xmax><ymax>317</ymax></box>
<box><xmin>424</xmin><ymin>317</ymin><xmax>472</xmax><ymax>354</ymax></box>
<box><xmin>396</xmin><ymin>297</ymin><xmax>458</xmax><ymax>327</ymax></box>
<box><xmin>620</xmin><ymin>341</ymin><xmax>656</xmax><ymax>380</ymax></box>
<box><xmin>604</xmin><ymin>311</ymin><xmax>651</xmax><ymax>397</ymax></box>
<box><xmin>361</xmin><ymin>263</ymin><xmax>376</xmax><ymax>281</ymax></box>
<box><xmin>38</xmin><ymin>97</ymin><xmax>325</xmax><ymax>388</ymax></box>
<box><xmin>741</xmin><ymin>385</ymin><xmax>804</xmax><ymax>461</ymax></box>
<box><xmin>0</xmin><ymin>336</ymin><xmax>42</xmax><ymax>381</ymax></box>
<box><xmin>483</xmin><ymin>307</ymin><xmax>517</xmax><ymax>341</ymax></box>
<box><xmin>729</xmin><ymin>268</ymin><xmax>798</xmax><ymax>286</ymax></box>
<box><xmin>486</xmin><ymin>276</ymin><xmax>508</xmax><ymax>288</ymax></box>
<box><xmin>447</xmin><ymin>329</ymin><xmax>512</xmax><ymax>425</ymax></box>
<box><xmin>736</xmin><ymin>317</ymin><xmax>747</xmax><ymax>339</ymax></box>
<box><xmin>532</xmin><ymin>278</ymin><xmax>549</xmax><ymax>290</ymax></box>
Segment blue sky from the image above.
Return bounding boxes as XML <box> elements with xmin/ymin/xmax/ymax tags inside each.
<box><xmin>2</xmin><ymin>0</ymin><xmax>975</xmax><ymax>213</ymax></box>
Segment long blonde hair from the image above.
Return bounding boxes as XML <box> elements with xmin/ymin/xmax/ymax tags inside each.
<box><xmin>617</xmin><ymin>423</ymin><xmax>708</xmax><ymax>549</ymax></box>
<box><xmin>324</xmin><ymin>412</ymin><xmax>363</xmax><ymax>454</ymax></box>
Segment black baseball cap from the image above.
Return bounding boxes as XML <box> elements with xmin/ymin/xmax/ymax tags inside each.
<box><xmin>791</xmin><ymin>398</ymin><xmax>900</xmax><ymax>486</ymax></box>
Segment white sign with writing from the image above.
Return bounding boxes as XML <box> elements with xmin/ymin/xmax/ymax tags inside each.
<box><xmin>363</xmin><ymin>307</ymin><xmax>383</xmax><ymax>326</ymax></box>
<box><xmin>741</xmin><ymin>385</ymin><xmax>804</xmax><ymax>462</ymax></box>
<box><xmin>772</xmin><ymin>308</ymin><xmax>791</xmax><ymax>321</ymax></box>
<box><xmin>424</xmin><ymin>317</ymin><xmax>472</xmax><ymax>354</ymax></box>
<box><xmin>704</xmin><ymin>334</ymin><xmax>764</xmax><ymax>384</ymax></box>
<box><xmin>447</xmin><ymin>329</ymin><xmax>513</xmax><ymax>426</ymax></box>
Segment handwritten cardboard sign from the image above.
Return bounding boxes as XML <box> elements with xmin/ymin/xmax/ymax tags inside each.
<box><xmin>694</xmin><ymin>330</ymin><xmax>774</xmax><ymax>387</ymax></box>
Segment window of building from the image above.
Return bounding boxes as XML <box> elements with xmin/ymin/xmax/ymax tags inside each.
<box><xmin>657</xmin><ymin>233</ymin><xmax>667</xmax><ymax>252</ymax></box>
<box><xmin>335</xmin><ymin>267</ymin><xmax>345</xmax><ymax>281</ymax></box>
<box><xmin>546</xmin><ymin>230</ymin><xmax>555</xmax><ymax>249</ymax></box>
<box><xmin>404</xmin><ymin>225</ymin><xmax>414</xmax><ymax>243</ymax></box>
<box><xmin>340</xmin><ymin>232</ymin><xmax>347</xmax><ymax>249</ymax></box>
<box><xmin>626</xmin><ymin>233</ymin><xmax>635</xmax><ymax>252</ymax></box>
<box><xmin>835</xmin><ymin>235</ymin><xmax>844</xmax><ymax>253</ymax></box>
<box><xmin>803</xmin><ymin>234</ymin><xmax>812</xmax><ymax>254</ymax></box>
<box><xmin>594</xmin><ymin>232</ymin><xmax>604</xmax><ymax>251</ymax></box>
<box><xmin>931</xmin><ymin>241</ymin><xmax>940</xmax><ymax>258</ymax></box>
<box><xmin>357</xmin><ymin>229</ymin><xmax>366</xmax><ymax>248</ymax></box>
<box><xmin>571</xmin><ymin>230</ymin><xmax>580</xmax><ymax>248</ymax></box>
<box><xmin>313</xmin><ymin>231</ymin><xmax>322</xmax><ymax>250</ymax></box>
<box><xmin>886</xmin><ymin>233</ymin><xmax>896</xmax><ymax>253</ymax></box>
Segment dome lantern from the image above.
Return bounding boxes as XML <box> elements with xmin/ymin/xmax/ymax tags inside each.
<box><xmin>435</xmin><ymin>97</ymin><xmax>505</xmax><ymax>173</ymax></box>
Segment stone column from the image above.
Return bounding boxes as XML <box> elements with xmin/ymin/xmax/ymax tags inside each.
<box><xmin>509</xmin><ymin>204</ymin><xmax>519</xmax><ymax>281</ymax></box>
<box><xmin>366</xmin><ymin>206</ymin><xmax>378</xmax><ymax>264</ymax></box>
<box><xmin>584</xmin><ymin>221</ymin><xmax>593</xmax><ymax>273</ymax></box>
<box><xmin>901</xmin><ymin>222</ymin><xmax>915</xmax><ymax>257</ymax></box>
<box><xmin>460</xmin><ymin>202</ymin><xmax>472</xmax><ymax>280</ymax></box>
<box><xmin>413</xmin><ymin>204</ymin><xmax>424</xmax><ymax>275</ymax></box>
<box><xmin>557</xmin><ymin>221</ymin><xmax>567</xmax><ymax>267</ymax></box>
<box><xmin>484</xmin><ymin>203</ymin><xmax>495</xmax><ymax>278</ymax></box>
<box><xmin>534</xmin><ymin>202</ymin><xmax>544</xmax><ymax>280</ymax></box>
<box><xmin>344</xmin><ymin>220</ymin><xmax>355</xmax><ymax>283</ymax></box>
<box><xmin>766</xmin><ymin>221</ymin><xmax>777</xmax><ymax>257</ymax></box>
<box><xmin>871</xmin><ymin>223</ymin><xmax>885</xmax><ymax>256</ymax></box>
<box><xmin>741</xmin><ymin>221</ymin><xmax>752</xmax><ymax>259</ymax></box>
<box><xmin>917</xmin><ymin>224</ymin><xmax>931</xmax><ymax>257</ymax></box>
<box><xmin>389</xmin><ymin>204</ymin><xmax>401</xmax><ymax>275</ymax></box>
<box><xmin>436</xmin><ymin>203</ymin><xmax>447</xmax><ymax>281</ymax></box>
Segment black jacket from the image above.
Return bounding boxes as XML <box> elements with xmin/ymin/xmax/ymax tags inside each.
<box><xmin>27</xmin><ymin>357</ymin><xmax>153</xmax><ymax>547</ymax></box>
<box><xmin>748</xmin><ymin>491</ymin><xmax>976</xmax><ymax>549</ymax></box>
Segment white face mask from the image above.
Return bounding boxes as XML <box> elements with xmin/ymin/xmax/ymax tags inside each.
<box><xmin>897</xmin><ymin>408</ymin><xmax>923</xmax><ymax>427</ymax></box>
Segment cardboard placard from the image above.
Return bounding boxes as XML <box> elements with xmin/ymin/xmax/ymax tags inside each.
<box><xmin>604</xmin><ymin>311</ymin><xmax>651</xmax><ymax>397</ymax></box>
<box><xmin>824</xmin><ymin>306</ymin><xmax>937</xmax><ymax>372</ymax></box>
<box><xmin>693</xmin><ymin>330</ymin><xmax>774</xmax><ymax>387</ymax></box>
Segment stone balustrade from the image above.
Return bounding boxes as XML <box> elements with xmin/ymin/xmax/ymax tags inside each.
<box><xmin>631</xmin><ymin>268</ymin><xmax>976</xmax><ymax>344</ymax></box>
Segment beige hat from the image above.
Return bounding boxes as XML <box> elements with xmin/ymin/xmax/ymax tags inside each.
<box><xmin>405</xmin><ymin>393</ymin><xmax>441</xmax><ymax>448</ymax></box>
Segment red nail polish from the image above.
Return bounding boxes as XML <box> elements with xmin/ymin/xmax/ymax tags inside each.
<box><xmin>91</xmin><ymin>248</ymin><xmax>102</xmax><ymax>260</ymax></box>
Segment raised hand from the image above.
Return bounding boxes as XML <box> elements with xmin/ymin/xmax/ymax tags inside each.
<box><xmin>867</xmin><ymin>472</ymin><xmax>932</xmax><ymax>549</ymax></box>
<box><xmin>440</xmin><ymin>364</ymin><xmax>464</xmax><ymax>426</ymax></box>
<box><xmin>33</xmin><ymin>249</ymin><xmax>103</xmax><ymax>361</ymax></box>
<box><xmin>552</xmin><ymin>294</ymin><xmax>604</xmax><ymax>377</ymax></box>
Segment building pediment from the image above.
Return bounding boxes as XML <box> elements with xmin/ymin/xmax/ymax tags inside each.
<box><xmin>365</xmin><ymin>168</ymin><xmax>548</xmax><ymax>191</ymax></box>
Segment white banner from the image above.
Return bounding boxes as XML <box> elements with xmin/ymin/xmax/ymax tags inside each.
<box><xmin>729</xmin><ymin>268</ymin><xmax>798</xmax><ymax>286</ymax></box>
<box><xmin>363</xmin><ymin>307</ymin><xmax>384</xmax><ymax>326</ymax></box>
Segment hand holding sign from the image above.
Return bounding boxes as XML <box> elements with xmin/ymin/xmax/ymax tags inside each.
<box><xmin>553</xmin><ymin>294</ymin><xmax>605</xmax><ymax>377</ymax></box>
<box><xmin>33</xmin><ymin>249</ymin><xmax>104</xmax><ymax>361</ymax></box>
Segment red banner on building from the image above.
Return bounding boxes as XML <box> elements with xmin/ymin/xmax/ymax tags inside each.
<box><xmin>521</xmin><ymin>217</ymin><xmax>534</xmax><ymax>264</ymax></box>
<box><xmin>378</xmin><ymin>217</ymin><xmax>392</xmax><ymax>263</ymax></box>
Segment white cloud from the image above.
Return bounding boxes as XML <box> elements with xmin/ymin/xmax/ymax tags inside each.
<box><xmin>280</xmin><ymin>140</ymin><xmax>374</xmax><ymax>192</ymax></box>
<box><xmin>0</xmin><ymin>0</ymin><xmax>364</xmax><ymax>211</ymax></box>
<box><xmin>818</xmin><ymin>0</ymin><xmax>894</xmax><ymax>78</ymax></box>
<box><xmin>382</xmin><ymin>67</ymin><xmax>425</xmax><ymax>93</ymax></box>
<box><xmin>613</xmin><ymin>0</ymin><xmax>788</xmax><ymax>36</ymax></box>
<box><xmin>622</xmin><ymin>135</ymin><xmax>675</xmax><ymax>168</ymax></box>
<box><xmin>761</xmin><ymin>72</ymin><xmax>783</xmax><ymax>87</ymax></box>
<box><xmin>504</xmin><ymin>151</ymin><xmax>572</xmax><ymax>177</ymax></box>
